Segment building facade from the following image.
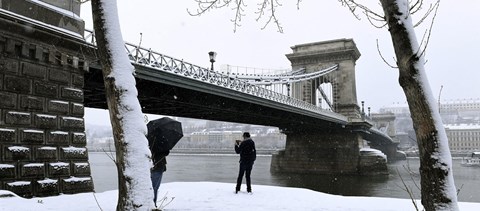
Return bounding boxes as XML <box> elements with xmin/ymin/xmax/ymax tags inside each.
<box><xmin>445</xmin><ymin>124</ymin><xmax>480</xmax><ymax>152</ymax></box>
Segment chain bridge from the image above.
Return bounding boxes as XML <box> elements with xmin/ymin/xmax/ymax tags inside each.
<box><xmin>83</xmin><ymin>31</ymin><xmax>398</xmax><ymax>173</ymax></box>
<box><xmin>84</xmin><ymin>32</ymin><xmax>347</xmax><ymax>129</ymax></box>
<box><xmin>0</xmin><ymin>1</ymin><xmax>400</xmax><ymax>197</ymax></box>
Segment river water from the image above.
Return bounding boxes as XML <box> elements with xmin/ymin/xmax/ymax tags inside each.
<box><xmin>89</xmin><ymin>152</ymin><xmax>480</xmax><ymax>203</ymax></box>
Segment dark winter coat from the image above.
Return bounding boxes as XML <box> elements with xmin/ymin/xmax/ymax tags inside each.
<box><xmin>235</xmin><ymin>138</ymin><xmax>256</xmax><ymax>163</ymax></box>
<box><xmin>151</xmin><ymin>150</ymin><xmax>169</xmax><ymax>172</ymax></box>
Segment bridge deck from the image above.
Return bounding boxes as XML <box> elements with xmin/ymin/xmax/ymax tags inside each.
<box><xmin>85</xmin><ymin>64</ymin><xmax>347</xmax><ymax>131</ymax></box>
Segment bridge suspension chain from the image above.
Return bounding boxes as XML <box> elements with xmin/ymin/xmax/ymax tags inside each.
<box><xmin>244</xmin><ymin>65</ymin><xmax>338</xmax><ymax>85</ymax></box>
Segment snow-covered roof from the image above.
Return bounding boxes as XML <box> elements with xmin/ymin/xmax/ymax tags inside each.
<box><xmin>360</xmin><ymin>148</ymin><xmax>387</xmax><ymax>160</ymax></box>
<box><xmin>444</xmin><ymin>124</ymin><xmax>480</xmax><ymax>130</ymax></box>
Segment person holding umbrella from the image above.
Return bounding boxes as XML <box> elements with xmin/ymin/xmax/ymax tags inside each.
<box><xmin>234</xmin><ymin>132</ymin><xmax>256</xmax><ymax>194</ymax></box>
<box><xmin>150</xmin><ymin>148</ymin><xmax>169</xmax><ymax>208</ymax></box>
<box><xmin>147</xmin><ymin>117</ymin><xmax>183</xmax><ymax>208</ymax></box>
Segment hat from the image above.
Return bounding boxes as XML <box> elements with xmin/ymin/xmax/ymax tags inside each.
<box><xmin>242</xmin><ymin>132</ymin><xmax>250</xmax><ymax>138</ymax></box>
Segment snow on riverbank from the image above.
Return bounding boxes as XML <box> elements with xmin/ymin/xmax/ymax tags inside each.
<box><xmin>1</xmin><ymin>182</ymin><xmax>479</xmax><ymax>210</ymax></box>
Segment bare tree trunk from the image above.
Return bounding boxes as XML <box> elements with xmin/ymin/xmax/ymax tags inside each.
<box><xmin>91</xmin><ymin>0</ymin><xmax>153</xmax><ymax>210</ymax></box>
<box><xmin>379</xmin><ymin>1</ymin><xmax>458</xmax><ymax>210</ymax></box>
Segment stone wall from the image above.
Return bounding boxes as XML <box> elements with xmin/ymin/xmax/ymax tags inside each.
<box><xmin>0</xmin><ymin>29</ymin><xmax>93</xmax><ymax>197</ymax></box>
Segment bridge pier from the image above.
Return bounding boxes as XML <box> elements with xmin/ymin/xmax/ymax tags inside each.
<box><xmin>271</xmin><ymin>129</ymin><xmax>389</xmax><ymax>175</ymax></box>
<box><xmin>370</xmin><ymin>141</ymin><xmax>403</xmax><ymax>161</ymax></box>
<box><xmin>271</xmin><ymin>130</ymin><xmax>358</xmax><ymax>174</ymax></box>
<box><xmin>369</xmin><ymin>113</ymin><xmax>404</xmax><ymax>161</ymax></box>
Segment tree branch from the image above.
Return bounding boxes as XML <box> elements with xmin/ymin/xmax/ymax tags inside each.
<box><xmin>189</xmin><ymin>0</ymin><xmax>288</xmax><ymax>32</ymax></box>
<box><xmin>256</xmin><ymin>0</ymin><xmax>283</xmax><ymax>33</ymax></box>
<box><xmin>365</xmin><ymin>12</ymin><xmax>388</xmax><ymax>28</ymax></box>
<box><xmin>187</xmin><ymin>0</ymin><xmax>231</xmax><ymax>17</ymax></box>
<box><xmin>297</xmin><ymin>0</ymin><xmax>302</xmax><ymax>10</ymax></box>
<box><xmin>413</xmin><ymin>0</ymin><xmax>438</xmax><ymax>27</ymax></box>
<box><xmin>188</xmin><ymin>0</ymin><xmax>248</xmax><ymax>32</ymax></box>
<box><xmin>338</xmin><ymin>0</ymin><xmax>385</xmax><ymax>23</ymax></box>
<box><xmin>416</xmin><ymin>0</ymin><xmax>440</xmax><ymax>58</ymax></box>
<box><xmin>231</xmin><ymin>0</ymin><xmax>246</xmax><ymax>32</ymax></box>
<box><xmin>376</xmin><ymin>39</ymin><xmax>398</xmax><ymax>69</ymax></box>
<box><xmin>396</xmin><ymin>168</ymin><xmax>420</xmax><ymax>211</ymax></box>
<box><xmin>409</xmin><ymin>0</ymin><xmax>424</xmax><ymax>15</ymax></box>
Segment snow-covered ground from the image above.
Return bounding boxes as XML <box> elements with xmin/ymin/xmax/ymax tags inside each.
<box><xmin>1</xmin><ymin>182</ymin><xmax>479</xmax><ymax>211</ymax></box>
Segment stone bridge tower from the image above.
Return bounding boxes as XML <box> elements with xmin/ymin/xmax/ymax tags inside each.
<box><xmin>371</xmin><ymin>113</ymin><xmax>397</xmax><ymax>138</ymax></box>
<box><xmin>0</xmin><ymin>0</ymin><xmax>94</xmax><ymax>197</ymax></box>
<box><xmin>271</xmin><ymin>39</ymin><xmax>390</xmax><ymax>175</ymax></box>
<box><xmin>286</xmin><ymin>39</ymin><xmax>361</xmax><ymax>118</ymax></box>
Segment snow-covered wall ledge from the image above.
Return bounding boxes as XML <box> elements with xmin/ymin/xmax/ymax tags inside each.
<box><xmin>0</xmin><ymin>0</ymin><xmax>85</xmax><ymax>36</ymax></box>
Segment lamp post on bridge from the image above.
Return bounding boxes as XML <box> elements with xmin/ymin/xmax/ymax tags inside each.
<box><xmin>361</xmin><ymin>101</ymin><xmax>365</xmax><ymax>114</ymax></box>
<box><xmin>208</xmin><ymin>51</ymin><xmax>217</xmax><ymax>71</ymax></box>
<box><xmin>361</xmin><ymin>101</ymin><xmax>366</xmax><ymax>119</ymax></box>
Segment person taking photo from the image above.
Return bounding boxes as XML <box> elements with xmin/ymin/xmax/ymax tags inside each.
<box><xmin>234</xmin><ymin>132</ymin><xmax>256</xmax><ymax>194</ymax></box>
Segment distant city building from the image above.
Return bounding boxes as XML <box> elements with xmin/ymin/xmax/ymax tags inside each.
<box><xmin>379</xmin><ymin>102</ymin><xmax>411</xmax><ymax>115</ymax></box>
<box><xmin>86</xmin><ymin>121</ymin><xmax>286</xmax><ymax>152</ymax></box>
<box><xmin>86</xmin><ymin>137</ymin><xmax>115</xmax><ymax>152</ymax></box>
<box><xmin>379</xmin><ymin>99</ymin><xmax>480</xmax><ymax>153</ymax></box>
<box><xmin>190</xmin><ymin>130</ymin><xmax>243</xmax><ymax>143</ymax></box>
<box><xmin>180</xmin><ymin>130</ymin><xmax>244</xmax><ymax>149</ymax></box>
<box><xmin>440</xmin><ymin>99</ymin><xmax>480</xmax><ymax>113</ymax></box>
<box><xmin>183</xmin><ymin>129</ymin><xmax>286</xmax><ymax>150</ymax></box>
<box><xmin>380</xmin><ymin>99</ymin><xmax>480</xmax><ymax>116</ymax></box>
<box><xmin>445</xmin><ymin>124</ymin><xmax>480</xmax><ymax>152</ymax></box>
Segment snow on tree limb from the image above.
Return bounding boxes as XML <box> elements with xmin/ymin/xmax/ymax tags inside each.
<box><xmin>379</xmin><ymin>0</ymin><xmax>459</xmax><ymax>210</ymax></box>
<box><xmin>92</xmin><ymin>0</ymin><xmax>153</xmax><ymax>210</ymax></box>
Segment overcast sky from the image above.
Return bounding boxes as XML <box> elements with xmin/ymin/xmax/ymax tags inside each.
<box><xmin>80</xmin><ymin>0</ymin><xmax>480</xmax><ymax>125</ymax></box>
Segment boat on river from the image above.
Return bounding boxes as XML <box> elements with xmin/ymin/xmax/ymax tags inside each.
<box><xmin>461</xmin><ymin>152</ymin><xmax>480</xmax><ymax>167</ymax></box>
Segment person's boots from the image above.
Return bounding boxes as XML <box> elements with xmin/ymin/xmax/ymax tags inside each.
<box><xmin>235</xmin><ymin>186</ymin><xmax>240</xmax><ymax>194</ymax></box>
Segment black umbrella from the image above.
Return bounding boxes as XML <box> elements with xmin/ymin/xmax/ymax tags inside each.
<box><xmin>147</xmin><ymin>117</ymin><xmax>183</xmax><ymax>152</ymax></box>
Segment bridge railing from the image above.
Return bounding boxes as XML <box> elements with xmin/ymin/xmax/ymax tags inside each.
<box><xmin>83</xmin><ymin>30</ymin><xmax>347</xmax><ymax>122</ymax></box>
